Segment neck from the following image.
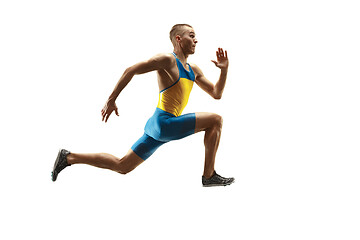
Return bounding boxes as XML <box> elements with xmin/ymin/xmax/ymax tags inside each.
<box><xmin>173</xmin><ymin>47</ymin><xmax>189</xmax><ymax>63</ymax></box>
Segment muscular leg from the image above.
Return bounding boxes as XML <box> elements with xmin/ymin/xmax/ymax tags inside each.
<box><xmin>195</xmin><ymin>112</ymin><xmax>223</xmax><ymax>179</ymax></box>
<box><xmin>67</xmin><ymin>149</ymin><xmax>144</xmax><ymax>174</ymax></box>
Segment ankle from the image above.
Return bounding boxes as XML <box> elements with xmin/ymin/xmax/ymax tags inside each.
<box><xmin>203</xmin><ymin>170</ymin><xmax>215</xmax><ymax>179</ymax></box>
<box><xmin>66</xmin><ymin>153</ymin><xmax>75</xmax><ymax>164</ymax></box>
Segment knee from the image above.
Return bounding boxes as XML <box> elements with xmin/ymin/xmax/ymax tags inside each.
<box><xmin>212</xmin><ymin>114</ymin><xmax>223</xmax><ymax>130</ymax></box>
<box><xmin>117</xmin><ymin>165</ymin><xmax>132</xmax><ymax>175</ymax></box>
<box><xmin>115</xmin><ymin>159</ymin><xmax>133</xmax><ymax>175</ymax></box>
<box><xmin>196</xmin><ymin>112</ymin><xmax>223</xmax><ymax>133</ymax></box>
<box><xmin>115</xmin><ymin>152</ymin><xmax>144</xmax><ymax>175</ymax></box>
<box><xmin>118</xmin><ymin>169</ymin><xmax>131</xmax><ymax>175</ymax></box>
<box><xmin>205</xmin><ymin>114</ymin><xmax>223</xmax><ymax>135</ymax></box>
<box><xmin>119</xmin><ymin>163</ymin><xmax>134</xmax><ymax>175</ymax></box>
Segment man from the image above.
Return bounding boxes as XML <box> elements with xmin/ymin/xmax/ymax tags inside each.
<box><xmin>52</xmin><ymin>24</ymin><xmax>234</xmax><ymax>187</ymax></box>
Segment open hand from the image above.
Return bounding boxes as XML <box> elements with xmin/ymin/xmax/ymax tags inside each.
<box><xmin>211</xmin><ymin>48</ymin><xmax>229</xmax><ymax>70</ymax></box>
<box><xmin>101</xmin><ymin>100</ymin><xmax>119</xmax><ymax>123</ymax></box>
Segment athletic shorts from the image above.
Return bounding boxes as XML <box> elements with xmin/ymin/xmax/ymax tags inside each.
<box><xmin>131</xmin><ymin>108</ymin><xmax>196</xmax><ymax>160</ymax></box>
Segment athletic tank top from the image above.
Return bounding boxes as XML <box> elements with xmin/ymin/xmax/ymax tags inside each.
<box><xmin>156</xmin><ymin>53</ymin><xmax>195</xmax><ymax>117</ymax></box>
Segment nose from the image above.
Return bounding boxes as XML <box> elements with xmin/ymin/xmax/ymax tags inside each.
<box><xmin>194</xmin><ymin>38</ymin><xmax>198</xmax><ymax>44</ymax></box>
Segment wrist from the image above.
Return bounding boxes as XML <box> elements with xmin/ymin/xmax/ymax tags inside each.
<box><xmin>220</xmin><ymin>67</ymin><xmax>228</xmax><ymax>74</ymax></box>
<box><xmin>107</xmin><ymin>96</ymin><xmax>117</xmax><ymax>103</ymax></box>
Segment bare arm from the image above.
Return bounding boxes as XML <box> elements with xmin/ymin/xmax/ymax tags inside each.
<box><xmin>193</xmin><ymin>48</ymin><xmax>229</xmax><ymax>100</ymax></box>
<box><xmin>101</xmin><ymin>54</ymin><xmax>172</xmax><ymax>122</ymax></box>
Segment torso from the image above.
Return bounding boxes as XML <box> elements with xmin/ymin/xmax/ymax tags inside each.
<box><xmin>156</xmin><ymin>53</ymin><xmax>196</xmax><ymax>117</ymax></box>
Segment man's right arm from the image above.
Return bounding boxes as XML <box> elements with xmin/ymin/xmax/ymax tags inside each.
<box><xmin>101</xmin><ymin>53</ymin><xmax>172</xmax><ymax>122</ymax></box>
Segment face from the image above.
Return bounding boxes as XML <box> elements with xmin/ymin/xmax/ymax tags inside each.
<box><xmin>178</xmin><ymin>27</ymin><xmax>198</xmax><ymax>54</ymax></box>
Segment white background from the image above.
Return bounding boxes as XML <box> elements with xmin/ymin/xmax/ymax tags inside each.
<box><xmin>1</xmin><ymin>0</ymin><xmax>359</xmax><ymax>239</ymax></box>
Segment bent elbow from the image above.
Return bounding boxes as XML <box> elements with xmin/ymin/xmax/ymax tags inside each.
<box><xmin>214</xmin><ymin>95</ymin><xmax>222</xmax><ymax>100</ymax></box>
<box><xmin>124</xmin><ymin>66</ymin><xmax>134</xmax><ymax>75</ymax></box>
<box><xmin>213</xmin><ymin>92</ymin><xmax>222</xmax><ymax>100</ymax></box>
<box><xmin>123</xmin><ymin>66</ymin><xmax>137</xmax><ymax>78</ymax></box>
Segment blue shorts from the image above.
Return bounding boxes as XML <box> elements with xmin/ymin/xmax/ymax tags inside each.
<box><xmin>131</xmin><ymin>108</ymin><xmax>196</xmax><ymax>160</ymax></box>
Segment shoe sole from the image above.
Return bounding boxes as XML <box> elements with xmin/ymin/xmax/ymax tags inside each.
<box><xmin>51</xmin><ymin>149</ymin><xmax>63</xmax><ymax>182</ymax></box>
<box><xmin>202</xmin><ymin>179</ymin><xmax>235</xmax><ymax>187</ymax></box>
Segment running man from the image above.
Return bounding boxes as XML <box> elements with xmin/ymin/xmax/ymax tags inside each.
<box><xmin>52</xmin><ymin>24</ymin><xmax>234</xmax><ymax>187</ymax></box>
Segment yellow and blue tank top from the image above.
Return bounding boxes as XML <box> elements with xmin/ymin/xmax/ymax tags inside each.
<box><xmin>156</xmin><ymin>53</ymin><xmax>195</xmax><ymax>117</ymax></box>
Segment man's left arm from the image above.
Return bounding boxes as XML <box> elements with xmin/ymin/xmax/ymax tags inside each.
<box><xmin>193</xmin><ymin>48</ymin><xmax>229</xmax><ymax>100</ymax></box>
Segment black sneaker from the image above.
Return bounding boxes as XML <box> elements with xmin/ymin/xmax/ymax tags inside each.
<box><xmin>52</xmin><ymin>149</ymin><xmax>71</xmax><ymax>182</ymax></box>
<box><xmin>202</xmin><ymin>171</ymin><xmax>235</xmax><ymax>187</ymax></box>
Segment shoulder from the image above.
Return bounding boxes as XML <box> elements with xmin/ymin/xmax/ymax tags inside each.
<box><xmin>188</xmin><ymin>63</ymin><xmax>203</xmax><ymax>76</ymax></box>
<box><xmin>149</xmin><ymin>53</ymin><xmax>175</xmax><ymax>67</ymax></box>
<box><xmin>128</xmin><ymin>53</ymin><xmax>176</xmax><ymax>74</ymax></box>
<box><xmin>188</xmin><ymin>62</ymin><xmax>199</xmax><ymax>70</ymax></box>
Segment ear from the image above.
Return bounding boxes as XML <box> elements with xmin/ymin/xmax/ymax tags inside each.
<box><xmin>176</xmin><ymin>35</ymin><xmax>181</xmax><ymax>42</ymax></box>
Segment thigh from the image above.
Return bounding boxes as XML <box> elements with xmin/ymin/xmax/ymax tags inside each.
<box><xmin>195</xmin><ymin>112</ymin><xmax>223</xmax><ymax>133</ymax></box>
<box><xmin>162</xmin><ymin>112</ymin><xmax>196</xmax><ymax>141</ymax></box>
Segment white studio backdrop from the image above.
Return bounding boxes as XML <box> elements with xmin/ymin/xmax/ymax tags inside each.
<box><xmin>0</xmin><ymin>0</ymin><xmax>359</xmax><ymax>239</ymax></box>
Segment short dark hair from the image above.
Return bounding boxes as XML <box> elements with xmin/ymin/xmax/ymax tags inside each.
<box><xmin>169</xmin><ymin>24</ymin><xmax>193</xmax><ymax>46</ymax></box>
